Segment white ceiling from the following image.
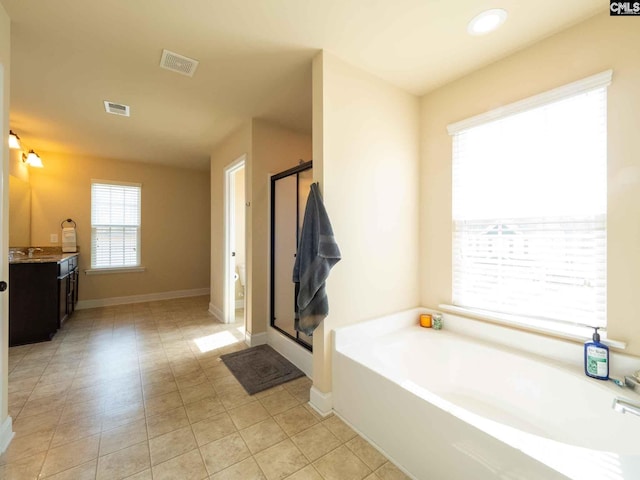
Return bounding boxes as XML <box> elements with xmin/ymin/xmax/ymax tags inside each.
<box><xmin>1</xmin><ymin>0</ymin><xmax>603</xmax><ymax>170</ymax></box>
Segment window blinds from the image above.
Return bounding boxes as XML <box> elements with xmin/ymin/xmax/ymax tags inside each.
<box><xmin>91</xmin><ymin>181</ymin><xmax>141</xmax><ymax>268</ymax></box>
<box><xmin>451</xmin><ymin>84</ymin><xmax>607</xmax><ymax>328</ymax></box>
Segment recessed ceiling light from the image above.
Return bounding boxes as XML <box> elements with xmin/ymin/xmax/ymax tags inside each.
<box><xmin>467</xmin><ymin>8</ymin><xmax>507</xmax><ymax>36</ymax></box>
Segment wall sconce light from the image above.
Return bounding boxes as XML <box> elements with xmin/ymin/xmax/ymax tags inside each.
<box><xmin>22</xmin><ymin>149</ymin><xmax>44</xmax><ymax>168</ymax></box>
<box><xmin>9</xmin><ymin>130</ymin><xmax>22</xmax><ymax>149</ymax></box>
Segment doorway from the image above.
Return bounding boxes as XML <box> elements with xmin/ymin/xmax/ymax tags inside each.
<box><xmin>224</xmin><ymin>155</ymin><xmax>246</xmax><ymax>325</ymax></box>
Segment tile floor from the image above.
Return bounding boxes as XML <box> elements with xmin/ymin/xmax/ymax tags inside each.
<box><xmin>1</xmin><ymin>296</ymin><xmax>409</xmax><ymax>480</ymax></box>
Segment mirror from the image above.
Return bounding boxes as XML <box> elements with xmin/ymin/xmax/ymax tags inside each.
<box><xmin>9</xmin><ymin>175</ymin><xmax>31</xmax><ymax>247</ymax></box>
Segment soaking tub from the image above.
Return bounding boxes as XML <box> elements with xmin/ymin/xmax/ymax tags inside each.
<box><xmin>332</xmin><ymin>308</ymin><xmax>640</xmax><ymax>480</ymax></box>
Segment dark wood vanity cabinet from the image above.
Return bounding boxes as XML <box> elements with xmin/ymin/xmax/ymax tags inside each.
<box><xmin>9</xmin><ymin>255</ymin><xmax>79</xmax><ymax>346</ymax></box>
<box><xmin>58</xmin><ymin>255</ymin><xmax>79</xmax><ymax>327</ymax></box>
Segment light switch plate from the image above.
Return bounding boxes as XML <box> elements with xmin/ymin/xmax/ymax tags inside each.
<box><xmin>50</xmin><ymin>233</ymin><xmax>58</xmax><ymax>243</ymax></box>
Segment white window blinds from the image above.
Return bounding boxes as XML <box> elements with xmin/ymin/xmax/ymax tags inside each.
<box><xmin>450</xmin><ymin>75</ymin><xmax>609</xmax><ymax>329</ymax></box>
<box><xmin>91</xmin><ymin>181</ymin><xmax>141</xmax><ymax>269</ymax></box>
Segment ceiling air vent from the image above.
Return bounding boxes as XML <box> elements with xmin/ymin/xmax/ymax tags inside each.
<box><xmin>104</xmin><ymin>101</ymin><xmax>130</xmax><ymax>117</ymax></box>
<box><xmin>160</xmin><ymin>49</ymin><xmax>199</xmax><ymax>77</ymax></box>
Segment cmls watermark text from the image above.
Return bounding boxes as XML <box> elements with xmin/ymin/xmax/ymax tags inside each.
<box><xmin>610</xmin><ymin>1</ymin><xmax>640</xmax><ymax>15</ymax></box>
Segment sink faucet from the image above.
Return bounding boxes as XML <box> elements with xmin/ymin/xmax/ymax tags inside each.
<box><xmin>612</xmin><ymin>398</ymin><xmax>640</xmax><ymax>417</ymax></box>
<box><xmin>27</xmin><ymin>247</ymin><xmax>43</xmax><ymax>258</ymax></box>
<box><xmin>9</xmin><ymin>250</ymin><xmax>26</xmax><ymax>261</ymax></box>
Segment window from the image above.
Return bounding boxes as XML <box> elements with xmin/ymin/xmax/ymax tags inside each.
<box><xmin>448</xmin><ymin>71</ymin><xmax>610</xmax><ymax>330</ymax></box>
<box><xmin>91</xmin><ymin>180</ymin><xmax>141</xmax><ymax>269</ymax></box>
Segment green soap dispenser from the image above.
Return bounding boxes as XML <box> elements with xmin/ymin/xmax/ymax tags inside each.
<box><xmin>584</xmin><ymin>327</ymin><xmax>609</xmax><ymax>380</ymax></box>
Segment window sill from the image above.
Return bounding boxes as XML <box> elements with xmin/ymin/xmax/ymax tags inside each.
<box><xmin>438</xmin><ymin>304</ymin><xmax>627</xmax><ymax>350</ymax></box>
<box><xmin>85</xmin><ymin>266</ymin><xmax>146</xmax><ymax>275</ymax></box>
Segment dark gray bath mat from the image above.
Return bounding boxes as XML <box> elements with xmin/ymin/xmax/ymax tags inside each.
<box><xmin>220</xmin><ymin>344</ymin><xmax>305</xmax><ymax>395</ymax></box>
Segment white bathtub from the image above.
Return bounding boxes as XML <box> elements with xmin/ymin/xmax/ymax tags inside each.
<box><xmin>332</xmin><ymin>308</ymin><xmax>640</xmax><ymax>480</ymax></box>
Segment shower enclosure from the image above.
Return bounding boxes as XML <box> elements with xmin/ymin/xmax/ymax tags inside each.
<box><xmin>270</xmin><ymin>161</ymin><xmax>313</xmax><ymax>351</ymax></box>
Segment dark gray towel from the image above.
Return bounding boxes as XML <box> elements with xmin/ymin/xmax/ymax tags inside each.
<box><xmin>293</xmin><ymin>183</ymin><xmax>341</xmax><ymax>336</ymax></box>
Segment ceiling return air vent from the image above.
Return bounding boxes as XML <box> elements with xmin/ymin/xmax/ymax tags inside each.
<box><xmin>103</xmin><ymin>101</ymin><xmax>130</xmax><ymax>117</ymax></box>
<box><xmin>160</xmin><ymin>49</ymin><xmax>199</xmax><ymax>77</ymax></box>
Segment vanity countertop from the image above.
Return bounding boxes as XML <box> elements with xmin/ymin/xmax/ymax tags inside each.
<box><xmin>9</xmin><ymin>252</ymin><xmax>79</xmax><ymax>264</ymax></box>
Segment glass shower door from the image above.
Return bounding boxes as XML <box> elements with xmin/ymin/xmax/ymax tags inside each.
<box><xmin>270</xmin><ymin>162</ymin><xmax>313</xmax><ymax>350</ymax></box>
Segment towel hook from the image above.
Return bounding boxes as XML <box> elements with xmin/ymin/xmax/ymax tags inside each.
<box><xmin>61</xmin><ymin>218</ymin><xmax>77</xmax><ymax>229</ymax></box>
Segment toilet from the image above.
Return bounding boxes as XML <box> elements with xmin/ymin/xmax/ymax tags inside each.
<box><xmin>237</xmin><ymin>264</ymin><xmax>246</xmax><ymax>287</ymax></box>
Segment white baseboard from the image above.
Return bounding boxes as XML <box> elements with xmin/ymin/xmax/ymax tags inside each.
<box><xmin>0</xmin><ymin>416</ymin><xmax>14</xmax><ymax>454</ymax></box>
<box><xmin>208</xmin><ymin>303</ymin><xmax>224</xmax><ymax>322</ymax></box>
<box><xmin>245</xmin><ymin>331</ymin><xmax>267</xmax><ymax>347</ymax></box>
<box><xmin>267</xmin><ymin>327</ymin><xmax>313</xmax><ymax>378</ymax></box>
<box><xmin>76</xmin><ymin>288</ymin><xmax>210</xmax><ymax>310</ymax></box>
<box><xmin>309</xmin><ymin>387</ymin><xmax>333</xmax><ymax>417</ymax></box>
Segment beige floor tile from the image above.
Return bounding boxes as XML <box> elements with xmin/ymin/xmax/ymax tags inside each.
<box><xmin>59</xmin><ymin>397</ymin><xmax>106</xmax><ymax>423</ymax></box>
<box><xmin>273</xmin><ymin>406</ymin><xmax>319</xmax><ymax>437</ymax></box>
<box><xmin>179</xmin><ymin>382</ymin><xmax>217</xmax><ymax>405</ymax></box>
<box><xmin>199</xmin><ymin>432</ymin><xmax>251</xmax><ymax>475</ymax></box>
<box><xmin>40</xmin><ymin>433</ymin><xmax>100</xmax><ymax>477</ymax></box>
<box><xmin>144</xmin><ymin>390</ymin><xmax>183</xmax><ymax>417</ymax></box>
<box><xmin>102</xmin><ymin>401</ymin><xmax>146</xmax><ymax>431</ymax></box>
<box><xmin>0</xmin><ymin>451</ymin><xmax>46</xmax><ymax>480</ymax></box>
<box><xmin>143</xmin><ymin>379</ymin><xmax>178</xmax><ymax>399</ymax></box>
<box><xmin>96</xmin><ymin>441</ymin><xmax>150</xmax><ymax>480</ymax></box>
<box><xmin>146</xmin><ymin>406</ymin><xmax>190</xmax><ymax>439</ymax></box>
<box><xmin>204</xmin><ymin>364</ymin><xmax>232</xmax><ymax>381</ymax></box>
<box><xmin>291</xmin><ymin>424</ymin><xmax>342</xmax><ymax>462</ymax></box>
<box><xmin>210</xmin><ymin>457</ymin><xmax>266</xmax><ymax>480</ymax></box>
<box><xmin>0</xmin><ymin>427</ymin><xmax>55</xmax><ymax>464</ymax></box>
<box><xmin>51</xmin><ymin>414</ymin><xmax>103</xmax><ymax>448</ymax></box>
<box><xmin>18</xmin><ymin>394</ymin><xmax>66</xmax><ymax>420</ymax></box>
<box><xmin>254</xmin><ymin>439</ymin><xmax>309</xmax><ymax>480</ymax></box>
<box><xmin>210</xmin><ymin>375</ymin><xmax>240</xmax><ymax>391</ymax></box>
<box><xmin>13</xmin><ymin>410</ymin><xmax>61</xmax><ymax>438</ymax></box>
<box><xmin>346</xmin><ymin>436</ymin><xmax>387</xmax><ymax>471</ymax></box>
<box><xmin>100</xmin><ymin>419</ymin><xmax>148</xmax><ymax>456</ymax></box>
<box><xmin>313</xmin><ymin>445</ymin><xmax>371</xmax><ymax>480</ymax></box>
<box><xmin>41</xmin><ymin>459</ymin><xmax>97</xmax><ymax>480</ymax></box>
<box><xmin>228</xmin><ymin>401</ymin><xmax>270</xmax><ymax>430</ymax></box>
<box><xmin>6</xmin><ymin>299</ymin><xmax>401</xmax><ymax>480</ymax></box>
<box><xmin>217</xmin><ymin>385</ymin><xmax>254</xmax><ymax>410</ymax></box>
<box><xmin>374</xmin><ymin>462</ymin><xmax>410</xmax><ymax>480</ymax></box>
<box><xmin>184</xmin><ymin>397</ymin><xmax>225</xmax><ymax>424</ymax></box>
<box><xmin>239</xmin><ymin>418</ymin><xmax>288</xmax><ymax>454</ymax></box>
<box><xmin>283</xmin><ymin>465</ymin><xmax>323</xmax><ymax>480</ymax></box>
<box><xmin>122</xmin><ymin>467</ymin><xmax>153</xmax><ymax>479</ymax></box>
<box><xmin>191</xmin><ymin>412</ymin><xmax>237</xmax><ymax>446</ymax></box>
<box><xmin>149</xmin><ymin>425</ymin><xmax>197</xmax><ymax>466</ymax></box>
<box><xmin>259</xmin><ymin>390</ymin><xmax>300</xmax><ymax>416</ymax></box>
<box><xmin>28</xmin><ymin>381</ymin><xmax>73</xmax><ymax>401</ymax></box>
<box><xmin>322</xmin><ymin>415</ymin><xmax>357</xmax><ymax>442</ymax></box>
<box><xmin>174</xmin><ymin>370</ymin><xmax>209</xmax><ymax>390</ymax></box>
<box><xmin>152</xmin><ymin>448</ymin><xmax>208</xmax><ymax>480</ymax></box>
<box><xmin>8</xmin><ymin>376</ymin><xmax>40</xmax><ymax>395</ymax></box>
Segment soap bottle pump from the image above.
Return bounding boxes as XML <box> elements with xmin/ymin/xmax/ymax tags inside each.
<box><xmin>584</xmin><ymin>327</ymin><xmax>609</xmax><ymax>380</ymax></box>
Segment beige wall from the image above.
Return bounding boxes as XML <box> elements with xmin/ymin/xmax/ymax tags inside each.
<box><xmin>28</xmin><ymin>151</ymin><xmax>210</xmax><ymax>302</ymax></box>
<box><xmin>250</xmin><ymin>119</ymin><xmax>312</xmax><ymax>335</ymax></box>
<box><xmin>420</xmin><ymin>13</ymin><xmax>640</xmax><ymax>356</ymax></box>
<box><xmin>0</xmin><ymin>0</ymin><xmax>10</xmax><ymax>426</ymax></box>
<box><xmin>313</xmin><ymin>52</ymin><xmax>421</xmax><ymax>392</ymax></box>
<box><xmin>209</xmin><ymin>122</ymin><xmax>251</xmax><ymax>320</ymax></box>
<box><xmin>234</xmin><ymin>167</ymin><xmax>245</xmax><ymax>301</ymax></box>
<box><xmin>208</xmin><ymin>120</ymin><xmax>311</xmax><ymax>335</ymax></box>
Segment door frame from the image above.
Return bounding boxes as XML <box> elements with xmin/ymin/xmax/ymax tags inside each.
<box><xmin>223</xmin><ymin>155</ymin><xmax>246</xmax><ymax>324</ymax></box>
